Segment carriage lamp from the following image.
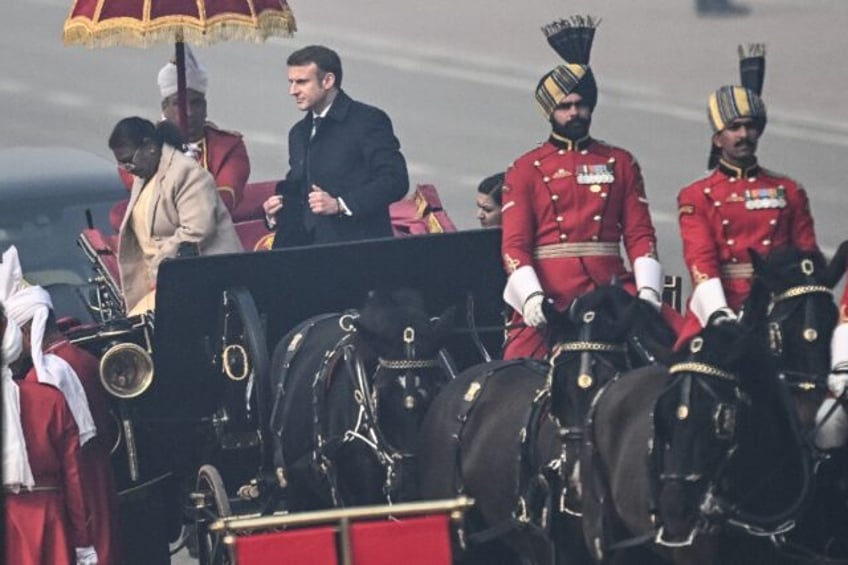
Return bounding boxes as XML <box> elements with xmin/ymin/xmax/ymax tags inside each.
<box><xmin>99</xmin><ymin>342</ymin><xmax>154</xmax><ymax>399</ymax></box>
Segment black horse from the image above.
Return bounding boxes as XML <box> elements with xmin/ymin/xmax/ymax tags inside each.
<box><xmin>751</xmin><ymin>246</ymin><xmax>840</xmax><ymax>433</ymax></box>
<box><xmin>265</xmin><ymin>289</ymin><xmax>455</xmax><ymax>511</ymax></box>
<box><xmin>581</xmin><ymin>277</ymin><xmax>812</xmax><ymax>565</ymax></box>
<box><xmin>418</xmin><ymin>284</ymin><xmax>676</xmax><ymax>565</ymax></box>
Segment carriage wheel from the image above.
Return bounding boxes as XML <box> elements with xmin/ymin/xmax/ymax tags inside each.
<box><xmin>195</xmin><ymin>464</ymin><xmax>233</xmax><ymax>565</ymax></box>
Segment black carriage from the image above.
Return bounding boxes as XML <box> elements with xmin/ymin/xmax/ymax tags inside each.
<box><xmin>71</xmin><ymin>228</ymin><xmax>508</xmax><ymax>563</ymax></box>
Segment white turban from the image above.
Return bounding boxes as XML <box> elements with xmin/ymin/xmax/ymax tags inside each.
<box><xmin>158</xmin><ymin>44</ymin><xmax>208</xmax><ymax>99</ymax></box>
<box><xmin>2</xmin><ymin>314</ymin><xmax>34</xmax><ymax>492</ymax></box>
<box><xmin>1</xmin><ymin>247</ymin><xmax>96</xmax><ymax>446</ymax></box>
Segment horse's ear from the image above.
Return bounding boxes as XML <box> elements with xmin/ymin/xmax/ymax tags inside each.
<box><xmin>739</xmin><ymin>277</ymin><xmax>769</xmax><ymax>329</ymax></box>
<box><xmin>749</xmin><ymin>248</ymin><xmax>767</xmax><ymax>276</ymax></box>
<box><xmin>824</xmin><ymin>240</ymin><xmax>848</xmax><ymax>288</ymax></box>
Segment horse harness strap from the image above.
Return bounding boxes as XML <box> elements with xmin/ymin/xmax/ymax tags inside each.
<box><xmin>270</xmin><ymin>313</ymin><xmax>343</xmax><ymax>488</ymax></box>
<box><xmin>771</xmin><ymin>284</ymin><xmax>831</xmax><ymax>304</ymax></box>
<box><xmin>451</xmin><ymin>360</ymin><xmax>554</xmax><ymax>546</ymax></box>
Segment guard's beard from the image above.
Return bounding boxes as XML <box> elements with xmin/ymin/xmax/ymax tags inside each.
<box><xmin>552</xmin><ymin>116</ymin><xmax>591</xmax><ymax>140</ymax></box>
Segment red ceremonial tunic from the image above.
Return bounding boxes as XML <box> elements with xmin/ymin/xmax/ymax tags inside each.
<box><xmin>112</xmin><ymin>123</ymin><xmax>251</xmax><ymax>229</ymax></box>
<box><xmin>5</xmin><ymin>381</ymin><xmax>91</xmax><ymax>565</ymax></box>
<box><xmin>501</xmin><ymin>135</ymin><xmax>665</xmax><ymax>359</ymax></box>
<box><xmin>47</xmin><ymin>340</ymin><xmax>123</xmax><ymax>565</ymax></box>
<box><xmin>676</xmin><ymin>159</ymin><xmax>818</xmax><ymax>346</ymax></box>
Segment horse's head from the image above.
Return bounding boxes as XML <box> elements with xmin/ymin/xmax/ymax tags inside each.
<box><xmin>750</xmin><ymin>247</ymin><xmax>838</xmax><ymax>431</ymax></box>
<box><xmin>652</xmin><ymin>320</ymin><xmax>763</xmax><ymax>543</ymax></box>
<box><xmin>545</xmin><ymin>284</ymin><xmax>633</xmax><ymax>434</ymax></box>
<box><xmin>350</xmin><ymin>289</ymin><xmax>455</xmax><ymax>495</ymax></box>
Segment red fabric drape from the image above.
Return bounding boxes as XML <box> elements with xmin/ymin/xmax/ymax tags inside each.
<box><xmin>234</xmin><ymin>526</ymin><xmax>338</xmax><ymax>565</ymax></box>
<box><xmin>350</xmin><ymin>515</ymin><xmax>452</xmax><ymax>565</ymax></box>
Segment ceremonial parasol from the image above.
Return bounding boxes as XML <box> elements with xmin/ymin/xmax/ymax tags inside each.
<box><xmin>63</xmin><ymin>0</ymin><xmax>296</xmax><ymax>134</ymax></box>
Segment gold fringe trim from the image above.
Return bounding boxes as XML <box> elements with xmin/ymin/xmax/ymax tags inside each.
<box><xmin>63</xmin><ymin>9</ymin><xmax>296</xmax><ymax>48</ymax></box>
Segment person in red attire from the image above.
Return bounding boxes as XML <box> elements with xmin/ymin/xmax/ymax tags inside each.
<box><xmin>501</xmin><ymin>16</ymin><xmax>679</xmax><ymax>359</ymax></box>
<box><xmin>30</xmin><ymin>310</ymin><xmax>122</xmax><ymax>564</ymax></box>
<box><xmin>110</xmin><ymin>45</ymin><xmax>251</xmax><ymax>230</ymax></box>
<box><xmin>2</xmin><ymin>303</ymin><xmax>97</xmax><ymax>565</ymax></box>
<box><xmin>676</xmin><ymin>45</ymin><xmax>819</xmax><ymax>347</ymax></box>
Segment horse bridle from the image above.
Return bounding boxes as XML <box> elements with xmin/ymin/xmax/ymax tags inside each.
<box><xmin>766</xmin><ymin>259</ymin><xmax>833</xmax><ymax>392</ymax></box>
<box><xmin>650</xmin><ymin>356</ymin><xmax>750</xmax><ymax>546</ymax></box>
<box><xmin>547</xmin><ymin>309</ymin><xmax>629</xmax><ymax>516</ymax></box>
<box><xmin>341</xmin><ymin>322</ymin><xmax>451</xmax><ymax>503</ymax></box>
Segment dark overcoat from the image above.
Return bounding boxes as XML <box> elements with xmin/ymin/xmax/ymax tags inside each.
<box><xmin>273</xmin><ymin>90</ymin><xmax>409</xmax><ymax>247</ymax></box>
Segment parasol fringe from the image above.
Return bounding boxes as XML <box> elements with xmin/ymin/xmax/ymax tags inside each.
<box><xmin>63</xmin><ymin>10</ymin><xmax>296</xmax><ymax>48</ymax></box>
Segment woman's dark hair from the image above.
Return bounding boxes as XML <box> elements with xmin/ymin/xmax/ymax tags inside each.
<box><xmin>287</xmin><ymin>45</ymin><xmax>343</xmax><ymax>88</ymax></box>
<box><xmin>108</xmin><ymin>116</ymin><xmax>185</xmax><ymax>151</ymax></box>
<box><xmin>477</xmin><ymin>172</ymin><xmax>505</xmax><ymax>206</ymax></box>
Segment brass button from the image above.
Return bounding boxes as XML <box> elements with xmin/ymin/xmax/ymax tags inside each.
<box><xmin>551</xmin><ymin>194</ymin><xmax>560</xmax><ymax>201</ymax></box>
<box><xmin>704</xmin><ymin>187</ymin><xmax>711</xmax><ymax>194</ymax></box>
<box><xmin>580</xmin><ymin>150</ymin><xmax>589</xmax><ymax>155</ymax></box>
<box><xmin>608</xmin><ymin>157</ymin><xmax>616</xmax><ymax>164</ymax></box>
<box><xmin>591</xmin><ymin>235</ymin><xmax>599</xmax><ymax>241</ymax></box>
<box><xmin>543</xmin><ymin>176</ymin><xmax>551</xmax><ymax>183</ymax></box>
<box><xmin>748</xmin><ymin>177</ymin><xmax>756</xmax><ymax>183</ymax></box>
<box><xmin>590</xmin><ymin>184</ymin><xmax>602</xmax><ymax>193</ymax></box>
<box><xmin>556</xmin><ymin>216</ymin><xmax>563</xmax><ymax>222</ymax></box>
<box><xmin>769</xmin><ymin>219</ymin><xmax>777</xmax><ymax>225</ymax></box>
<box><xmin>727</xmin><ymin>239</ymin><xmax>735</xmax><ymax>246</ymax></box>
<box><xmin>593</xmin><ymin>215</ymin><xmax>601</xmax><ymax>221</ymax></box>
<box><xmin>722</xmin><ymin>219</ymin><xmax>730</xmax><ymax>225</ymax></box>
<box><xmin>714</xmin><ymin>201</ymin><xmax>721</xmax><ymax>207</ymax></box>
<box><xmin>557</xmin><ymin>149</ymin><xmax>565</xmax><ymax>155</ymax></box>
<box><xmin>729</xmin><ymin>177</ymin><xmax>737</xmax><ymax>183</ymax></box>
<box><xmin>560</xmin><ymin>233</ymin><xmax>568</xmax><ymax>241</ymax></box>
<box><xmin>763</xmin><ymin>239</ymin><xmax>771</xmax><ymax>246</ymax></box>
<box><xmin>731</xmin><ymin>257</ymin><xmax>738</xmax><ymax>263</ymax></box>
<box><xmin>600</xmin><ymin>192</ymin><xmax>608</xmax><ymax>199</ymax></box>
<box><xmin>533</xmin><ymin>160</ymin><xmax>541</xmax><ymax>167</ymax></box>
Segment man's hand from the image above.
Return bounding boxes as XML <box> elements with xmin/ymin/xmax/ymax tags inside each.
<box><xmin>637</xmin><ymin>287</ymin><xmax>662</xmax><ymax>311</ymax></box>
<box><xmin>75</xmin><ymin>546</ymin><xmax>98</xmax><ymax>565</ymax></box>
<box><xmin>263</xmin><ymin>195</ymin><xmax>284</xmax><ymax>217</ymax></box>
<box><xmin>522</xmin><ymin>292</ymin><xmax>547</xmax><ymax>328</ymax></box>
<box><xmin>308</xmin><ymin>185</ymin><xmax>341</xmax><ymax>216</ymax></box>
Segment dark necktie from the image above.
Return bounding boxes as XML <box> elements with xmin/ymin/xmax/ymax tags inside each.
<box><xmin>311</xmin><ymin>116</ymin><xmax>322</xmax><ymax>139</ymax></box>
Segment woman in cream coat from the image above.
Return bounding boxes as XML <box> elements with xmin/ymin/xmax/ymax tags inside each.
<box><xmin>108</xmin><ymin>117</ymin><xmax>242</xmax><ymax>315</ymax></box>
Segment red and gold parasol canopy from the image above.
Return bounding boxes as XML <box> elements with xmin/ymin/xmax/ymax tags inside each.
<box><xmin>63</xmin><ymin>0</ymin><xmax>296</xmax><ymax>48</ymax></box>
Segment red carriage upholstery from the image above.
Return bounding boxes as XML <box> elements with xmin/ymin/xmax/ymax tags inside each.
<box><xmin>390</xmin><ymin>184</ymin><xmax>457</xmax><ymax>236</ymax></box>
<box><xmin>231</xmin><ymin>514</ymin><xmax>452</xmax><ymax>565</ymax></box>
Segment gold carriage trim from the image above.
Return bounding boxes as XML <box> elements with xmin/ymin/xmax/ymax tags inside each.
<box><xmin>534</xmin><ymin>242</ymin><xmax>619</xmax><ymax>260</ymax></box>
<box><xmin>719</xmin><ymin>262</ymin><xmax>754</xmax><ymax>279</ymax></box>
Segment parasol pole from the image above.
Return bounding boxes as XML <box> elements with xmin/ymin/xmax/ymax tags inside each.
<box><xmin>175</xmin><ymin>37</ymin><xmax>189</xmax><ymax>139</ymax></box>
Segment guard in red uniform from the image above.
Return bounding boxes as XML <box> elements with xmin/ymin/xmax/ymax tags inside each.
<box><xmin>676</xmin><ymin>45</ymin><xmax>819</xmax><ymax>347</ymax></box>
<box><xmin>502</xmin><ymin>16</ymin><xmax>678</xmax><ymax>359</ymax></box>
<box><xmin>2</xmin><ymin>305</ymin><xmax>96</xmax><ymax>565</ymax></box>
<box><xmin>110</xmin><ymin>45</ymin><xmax>251</xmax><ymax>230</ymax></box>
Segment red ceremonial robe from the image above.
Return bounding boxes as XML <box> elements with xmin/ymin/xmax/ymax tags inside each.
<box><xmin>40</xmin><ymin>340</ymin><xmax>124</xmax><ymax>565</ymax></box>
<box><xmin>5</xmin><ymin>381</ymin><xmax>91</xmax><ymax>565</ymax></box>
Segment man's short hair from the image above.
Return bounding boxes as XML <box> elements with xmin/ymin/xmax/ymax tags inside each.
<box><xmin>287</xmin><ymin>45</ymin><xmax>343</xmax><ymax>88</ymax></box>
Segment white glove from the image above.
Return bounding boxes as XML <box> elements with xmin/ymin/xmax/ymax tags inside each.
<box><xmin>637</xmin><ymin>287</ymin><xmax>662</xmax><ymax>311</ymax></box>
<box><xmin>828</xmin><ymin>371</ymin><xmax>848</xmax><ymax>398</ymax></box>
<box><xmin>75</xmin><ymin>546</ymin><xmax>98</xmax><ymax>565</ymax></box>
<box><xmin>522</xmin><ymin>292</ymin><xmax>547</xmax><ymax>328</ymax></box>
